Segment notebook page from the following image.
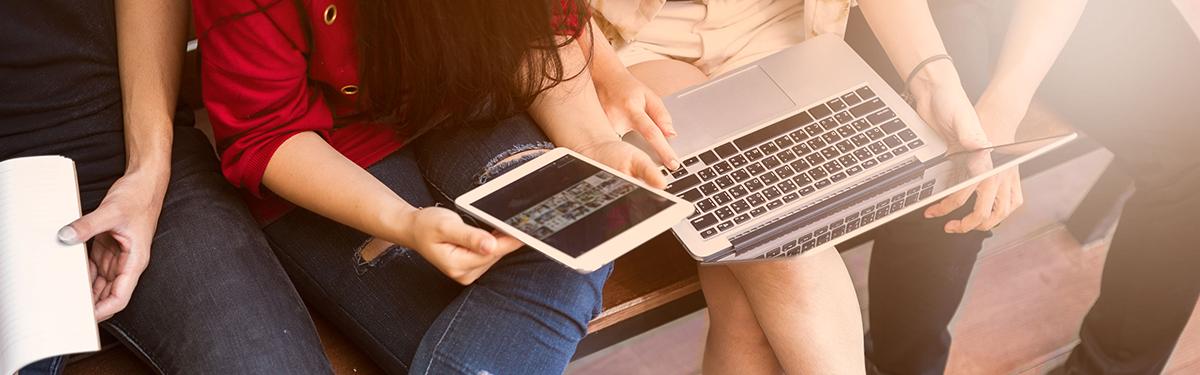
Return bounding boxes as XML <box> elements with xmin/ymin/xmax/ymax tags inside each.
<box><xmin>0</xmin><ymin>156</ymin><xmax>100</xmax><ymax>375</ymax></box>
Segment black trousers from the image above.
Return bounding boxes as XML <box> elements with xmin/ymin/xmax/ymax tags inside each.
<box><xmin>855</xmin><ymin>1</ymin><xmax>1200</xmax><ymax>374</ymax></box>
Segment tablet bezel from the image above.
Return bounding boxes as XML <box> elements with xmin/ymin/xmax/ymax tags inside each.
<box><xmin>455</xmin><ymin>148</ymin><xmax>694</xmax><ymax>273</ymax></box>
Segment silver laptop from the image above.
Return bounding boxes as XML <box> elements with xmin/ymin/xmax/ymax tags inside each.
<box><xmin>624</xmin><ymin>35</ymin><xmax>1075</xmax><ymax>263</ymax></box>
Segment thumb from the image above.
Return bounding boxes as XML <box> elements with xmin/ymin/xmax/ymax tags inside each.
<box><xmin>59</xmin><ymin>207</ymin><xmax>119</xmax><ymax>245</ymax></box>
<box><xmin>953</xmin><ymin>113</ymin><xmax>992</xmax><ymax>151</ymax></box>
<box><xmin>441</xmin><ymin>221</ymin><xmax>498</xmax><ymax>255</ymax></box>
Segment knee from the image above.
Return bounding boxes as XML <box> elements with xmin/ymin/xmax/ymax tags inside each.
<box><xmin>475</xmin><ymin>141</ymin><xmax>555</xmax><ymax>185</ymax></box>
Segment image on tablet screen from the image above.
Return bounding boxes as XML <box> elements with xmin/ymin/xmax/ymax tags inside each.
<box><xmin>472</xmin><ymin>154</ymin><xmax>672</xmax><ymax>257</ymax></box>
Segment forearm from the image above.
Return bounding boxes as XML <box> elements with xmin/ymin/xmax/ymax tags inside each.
<box><xmin>262</xmin><ymin>132</ymin><xmax>415</xmax><ymax>244</ymax></box>
<box><xmin>986</xmin><ymin>0</ymin><xmax>1088</xmax><ymax>104</ymax></box>
<box><xmin>115</xmin><ymin>0</ymin><xmax>186</xmax><ymax>178</ymax></box>
<box><xmin>577</xmin><ymin>21</ymin><xmax>628</xmax><ymax>86</ymax></box>
<box><xmin>532</xmin><ymin>39</ymin><xmax>623</xmax><ymax>150</ymax></box>
<box><xmin>857</xmin><ymin>0</ymin><xmax>960</xmax><ymax>88</ymax></box>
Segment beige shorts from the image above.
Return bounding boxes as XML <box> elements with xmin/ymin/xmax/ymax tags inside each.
<box><xmin>615</xmin><ymin>0</ymin><xmax>808</xmax><ymax>77</ymax></box>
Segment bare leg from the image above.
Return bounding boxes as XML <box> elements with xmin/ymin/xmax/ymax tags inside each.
<box><xmin>700</xmin><ymin>265</ymin><xmax>786</xmax><ymax>375</ymax></box>
<box><xmin>628</xmin><ymin>59</ymin><xmax>865</xmax><ymax>373</ymax></box>
<box><xmin>728</xmin><ymin>249</ymin><xmax>865</xmax><ymax>374</ymax></box>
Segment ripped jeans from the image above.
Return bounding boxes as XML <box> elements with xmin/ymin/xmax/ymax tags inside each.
<box><xmin>263</xmin><ymin>114</ymin><xmax>613</xmax><ymax>375</ymax></box>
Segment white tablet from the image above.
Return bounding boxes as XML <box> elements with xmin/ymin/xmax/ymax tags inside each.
<box><xmin>456</xmin><ymin>148</ymin><xmax>694</xmax><ymax>273</ymax></box>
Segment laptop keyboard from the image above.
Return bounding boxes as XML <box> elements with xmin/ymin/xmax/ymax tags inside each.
<box><xmin>661</xmin><ymin>84</ymin><xmax>927</xmax><ymax>240</ymax></box>
<box><xmin>754</xmin><ymin>179</ymin><xmax>936</xmax><ymax>259</ymax></box>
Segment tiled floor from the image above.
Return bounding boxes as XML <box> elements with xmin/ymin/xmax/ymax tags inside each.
<box><xmin>567</xmin><ymin>149</ymin><xmax>1200</xmax><ymax>374</ymax></box>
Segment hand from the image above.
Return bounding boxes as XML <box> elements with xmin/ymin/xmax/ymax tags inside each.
<box><xmin>395</xmin><ymin>206</ymin><xmax>523</xmax><ymax>285</ymax></box>
<box><xmin>576</xmin><ymin>139</ymin><xmax>669</xmax><ymax>189</ymax></box>
<box><xmin>593</xmin><ymin>70</ymin><xmax>681</xmax><ymax>170</ymax></box>
<box><xmin>911</xmin><ymin>74</ymin><xmax>1024</xmax><ymax>233</ymax></box>
<box><xmin>58</xmin><ymin>171</ymin><xmax>167</xmax><ymax>322</ymax></box>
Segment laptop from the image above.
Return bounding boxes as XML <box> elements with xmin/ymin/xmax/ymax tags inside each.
<box><xmin>624</xmin><ymin>35</ymin><xmax>1076</xmax><ymax>263</ymax></box>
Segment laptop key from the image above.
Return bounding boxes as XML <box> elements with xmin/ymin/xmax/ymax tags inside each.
<box><xmin>836</xmin><ymin>125</ymin><xmax>856</xmax><ymax>138</ymax></box>
<box><xmin>777</xmin><ymin>149</ymin><xmax>797</xmax><ymax>163</ymax></box>
<box><xmin>775</xmin><ymin>165</ymin><xmax>796</xmax><ymax>179</ymax></box>
<box><xmin>744</xmin><ymin>148</ymin><xmax>764</xmax><ymax>161</ymax></box>
<box><xmin>846</xmin><ymin>165</ymin><xmax>864</xmax><ymax>176</ymax></box>
<box><xmin>712</xmin><ymin>191</ymin><xmax>732</xmax><ymax>205</ymax></box>
<box><xmin>789</xmin><ymin>130</ymin><xmax>810</xmax><ymax>143</ymax></box>
<box><xmin>827</xmin><ymin>98</ymin><xmax>848</xmax><ymax>111</ymax></box>
<box><xmin>759</xmin><ymin>142</ymin><xmax>780</xmax><ymax>155</ymax></box>
<box><xmin>819</xmin><ymin>118</ymin><xmax>839</xmax><ymax>131</ymax></box>
<box><xmin>761</xmin><ymin>156</ymin><xmax>782</xmax><ymax>169</ymax></box>
<box><xmin>731</xmin><ymin>170</ymin><xmax>751</xmax><ymax>182</ymax></box>
<box><xmin>715</xmin><ymin>176</ymin><xmax>735</xmax><ymax>188</ymax></box>
<box><xmin>849</xmin><ymin>98</ymin><xmax>885</xmax><ymax>117</ymax></box>
<box><xmin>881</xmin><ymin>119</ymin><xmax>906</xmax><ymax>134</ymax></box>
<box><xmin>815</xmin><ymin>179</ymin><xmax>832</xmax><ymax>189</ymax></box>
<box><xmin>697</xmin><ymin>198</ymin><xmax>717</xmax><ymax>212</ymax></box>
<box><xmin>823</xmin><ymin>160</ymin><xmax>843</xmax><ymax>174</ymax></box>
<box><xmin>836</xmin><ymin>140</ymin><xmax>855</xmax><ymax>154</ymax></box>
<box><xmin>691</xmin><ymin>214</ymin><xmax>718</xmax><ymax>230</ymax></box>
<box><xmin>866</xmin><ymin>128</ymin><xmax>886</xmax><ymax>140</ymax></box>
<box><xmin>733</xmin><ymin>214</ymin><xmax>752</xmax><ymax>224</ymax></box>
<box><xmin>808</xmin><ymin>166</ymin><xmax>829</xmax><ymax>180</ymax></box>
<box><xmin>760</xmin><ymin>171</ymin><xmax>780</xmax><ymax>185</ymax></box>
<box><xmin>746</xmin><ymin>192</ymin><xmax>766</xmax><ymax>206</ymax></box>
<box><xmin>867</xmin><ymin>108</ymin><xmax>896</xmax><ymax>125</ymax></box>
<box><xmin>838</xmin><ymin>154</ymin><xmax>858</xmax><ymax>166</ymax></box>
<box><xmin>834</xmin><ymin>111</ymin><xmax>854</xmax><ymax>124</ymax></box>
<box><xmin>746</xmin><ymin>162</ymin><xmax>767</xmax><ymax>176</ymax></box>
<box><xmin>698</xmin><ymin>168</ymin><xmax>719</xmax><ymax>181</ymax></box>
<box><xmin>750</xmin><ymin>206</ymin><xmax>768</xmax><ymax>217</ymax></box>
<box><xmin>774</xmin><ymin>136</ymin><xmax>794</xmax><ymax>149</ymax></box>
<box><xmin>821</xmin><ymin>132</ymin><xmax>842</xmax><ymax>144</ymax></box>
<box><xmin>732</xmin><ymin>111</ymin><xmax>813</xmax><ymax>149</ymax></box>
<box><xmin>745</xmin><ymin>178</ymin><xmax>765</xmax><ymax>192</ymax></box>
<box><xmin>778</xmin><ymin>180</ymin><xmax>798</xmax><ymax>193</ymax></box>
<box><xmin>700</xmin><ymin>228</ymin><xmax>719</xmax><ymax>239</ymax></box>
<box><xmin>699</xmin><ymin>182</ymin><xmax>720</xmax><ymax>195</ymax></box>
<box><xmin>854</xmin><ymin>148</ymin><xmax>873</xmax><ymax>160</ymax></box>
<box><xmin>830</xmin><ymin>172</ymin><xmax>848</xmax><ymax>183</ymax></box>
<box><xmin>799</xmin><ymin>185</ymin><xmax>816</xmax><ymax>196</ymax></box>
<box><xmin>789</xmin><ymin>159</ymin><xmax>811</xmax><ymax>172</ymax></box>
<box><xmin>713</xmin><ymin>161</ymin><xmax>734</xmax><ymax>174</ymax></box>
<box><xmin>908</xmin><ymin>139</ymin><xmax>926</xmax><ymax>149</ymax></box>
<box><xmin>793</xmin><ymin>172</ymin><xmax>813</xmax><ymax>185</ymax></box>
<box><xmin>683</xmin><ymin>156</ymin><xmax>701</xmax><ymax>166</ymax></box>
<box><xmin>714</xmin><ymin>143</ymin><xmax>739</xmax><ymax>158</ymax></box>
<box><xmin>892</xmin><ymin>146</ymin><xmax>909</xmax><ymax>156</ymax></box>
<box><xmin>728</xmin><ymin>155</ymin><xmax>748</xmax><ymax>168</ymax></box>
<box><xmin>671</xmin><ymin>168</ymin><xmax>689</xmax><ymax>178</ymax></box>
<box><xmin>698</xmin><ymin>150</ymin><xmax>719</xmax><ymax>164</ymax></box>
<box><xmin>805</xmin><ymin>153</ymin><xmax>826</xmax><ymax>166</ymax></box>
<box><xmin>762</xmin><ymin>186</ymin><xmax>782</xmax><ymax>200</ymax></box>
<box><xmin>717</xmin><ymin>221</ymin><xmax>735</xmax><ymax>232</ymax></box>
<box><xmin>731</xmin><ymin>199</ymin><xmax>752</xmax><ymax>213</ymax></box>
<box><xmin>809</xmin><ymin>103</ymin><xmax>833</xmax><ymax>120</ymax></box>
<box><xmin>782</xmin><ymin>192</ymin><xmax>800</xmax><ymax>203</ymax></box>
<box><xmin>852</xmin><ymin>119</ymin><xmax>872</xmax><ymax>132</ymax></box>
<box><xmin>877</xmin><ymin>152</ymin><xmax>894</xmax><ymax>162</ymax></box>
<box><xmin>679</xmin><ymin>188</ymin><xmax>703</xmax><ymax>202</ymax></box>
<box><xmin>883</xmin><ymin>135</ymin><xmax>904</xmax><ymax>148</ymax></box>
<box><xmin>899</xmin><ymin>129</ymin><xmax>918</xmax><ymax>141</ymax></box>
<box><xmin>840</xmin><ymin>91</ymin><xmax>862</xmax><ymax>106</ymax></box>
<box><xmin>855</xmin><ymin>86</ymin><xmax>876</xmax><ymax>100</ymax></box>
<box><xmin>715</xmin><ymin>207</ymin><xmax>736</xmax><ymax>220</ymax></box>
<box><xmin>665</xmin><ymin>174</ymin><xmax>701</xmax><ymax>194</ymax></box>
<box><xmin>868</xmin><ymin>141</ymin><xmax>888</xmax><ymax>154</ymax></box>
<box><xmin>729</xmin><ymin>185</ymin><xmax>749</xmax><ymax>198</ymax></box>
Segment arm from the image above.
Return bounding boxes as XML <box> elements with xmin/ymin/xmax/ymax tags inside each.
<box><xmin>530</xmin><ymin>37</ymin><xmax>669</xmax><ymax>188</ymax></box>
<box><xmin>981</xmin><ymin>0</ymin><xmax>1089</xmax><ymax>112</ymax></box>
<box><xmin>59</xmin><ymin>0</ymin><xmax>188</xmax><ymax>321</ymax></box>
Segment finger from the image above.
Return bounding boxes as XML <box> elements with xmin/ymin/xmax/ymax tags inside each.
<box><xmin>60</xmin><ymin>206</ymin><xmax>121</xmax><ymax>245</ymax></box>
<box><xmin>925</xmin><ymin>184</ymin><xmax>975</xmax><ymax>219</ymax></box>
<box><xmin>490</xmin><ymin>231</ymin><xmax>525</xmax><ymax>257</ymax></box>
<box><xmin>633</xmin><ymin>112</ymin><xmax>680</xmax><ymax>170</ymax></box>
<box><xmin>1010</xmin><ymin>173</ymin><xmax>1025</xmax><ymax>209</ymax></box>
<box><xmin>439</xmin><ymin>220</ymin><xmax>498</xmax><ymax>255</ymax></box>
<box><xmin>980</xmin><ymin>179</ymin><xmax>1012</xmax><ymax>230</ymax></box>
<box><xmin>645</xmin><ymin>93</ymin><xmax>676</xmax><ymax>138</ymax></box>
<box><xmin>949</xmin><ymin>177</ymin><xmax>999</xmax><ymax>233</ymax></box>
<box><xmin>634</xmin><ymin>153</ymin><xmax>668</xmax><ymax>189</ymax></box>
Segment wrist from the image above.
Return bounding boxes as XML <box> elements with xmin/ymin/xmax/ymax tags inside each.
<box><xmin>381</xmin><ymin>203</ymin><xmax>421</xmax><ymax>249</ymax></box>
<box><xmin>906</xmin><ymin>58</ymin><xmax>961</xmax><ymax>100</ymax></box>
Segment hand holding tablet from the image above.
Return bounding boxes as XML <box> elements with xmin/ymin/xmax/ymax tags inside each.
<box><xmin>456</xmin><ymin>148</ymin><xmax>693</xmax><ymax>272</ymax></box>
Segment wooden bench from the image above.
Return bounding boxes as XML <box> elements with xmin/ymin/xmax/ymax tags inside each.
<box><xmin>64</xmin><ymin>11</ymin><xmax>1118</xmax><ymax>373</ymax></box>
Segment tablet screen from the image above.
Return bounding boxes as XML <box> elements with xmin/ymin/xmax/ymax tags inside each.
<box><xmin>471</xmin><ymin>154</ymin><xmax>674</xmax><ymax>257</ymax></box>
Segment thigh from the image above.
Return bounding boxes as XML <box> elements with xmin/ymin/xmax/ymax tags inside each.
<box><xmin>411</xmin><ymin>113</ymin><xmax>554</xmax><ymax>204</ymax></box>
<box><xmin>263</xmin><ymin>148</ymin><xmax>464</xmax><ymax>374</ymax></box>
<box><xmin>628</xmin><ymin>58</ymin><xmax>710</xmax><ymax>96</ymax></box>
<box><xmin>105</xmin><ymin>128</ymin><xmax>330</xmax><ymax>374</ymax></box>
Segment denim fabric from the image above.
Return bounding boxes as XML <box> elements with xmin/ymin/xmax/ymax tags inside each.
<box><xmin>264</xmin><ymin>113</ymin><xmax>612</xmax><ymax>375</ymax></box>
<box><xmin>861</xmin><ymin>1</ymin><xmax>1200</xmax><ymax>374</ymax></box>
<box><xmin>19</xmin><ymin>356</ymin><xmax>65</xmax><ymax>375</ymax></box>
<box><xmin>17</xmin><ymin>127</ymin><xmax>332</xmax><ymax>375</ymax></box>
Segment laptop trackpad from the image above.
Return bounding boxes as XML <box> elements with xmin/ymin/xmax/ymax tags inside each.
<box><xmin>657</xmin><ymin>66</ymin><xmax>796</xmax><ymax>157</ymax></box>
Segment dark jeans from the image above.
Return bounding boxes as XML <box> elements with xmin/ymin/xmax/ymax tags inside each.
<box><xmin>860</xmin><ymin>1</ymin><xmax>1200</xmax><ymax>374</ymax></box>
<box><xmin>263</xmin><ymin>114</ymin><xmax>612</xmax><ymax>375</ymax></box>
<box><xmin>18</xmin><ymin>127</ymin><xmax>331</xmax><ymax>374</ymax></box>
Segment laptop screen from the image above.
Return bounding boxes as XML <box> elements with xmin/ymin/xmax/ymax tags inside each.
<box><xmin>720</xmin><ymin>132</ymin><xmax>1078</xmax><ymax>262</ymax></box>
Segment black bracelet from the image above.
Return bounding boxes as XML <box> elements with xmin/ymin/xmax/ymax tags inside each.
<box><xmin>901</xmin><ymin>54</ymin><xmax>953</xmax><ymax>105</ymax></box>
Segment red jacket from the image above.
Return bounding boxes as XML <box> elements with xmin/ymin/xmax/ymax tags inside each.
<box><xmin>194</xmin><ymin>0</ymin><xmax>582</xmax><ymax>223</ymax></box>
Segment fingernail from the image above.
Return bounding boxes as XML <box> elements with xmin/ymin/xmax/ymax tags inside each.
<box><xmin>670</xmin><ymin>159</ymin><xmax>681</xmax><ymax>170</ymax></box>
<box><xmin>58</xmin><ymin>226</ymin><xmax>79</xmax><ymax>245</ymax></box>
<box><xmin>479</xmin><ymin>237</ymin><xmax>496</xmax><ymax>253</ymax></box>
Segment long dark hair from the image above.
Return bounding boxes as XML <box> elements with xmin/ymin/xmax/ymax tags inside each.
<box><xmin>356</xmin><ymin>0</ymin><xmax>591</xmax><ymax>136</ymax></box>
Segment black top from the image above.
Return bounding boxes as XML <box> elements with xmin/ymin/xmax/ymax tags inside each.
<box><xmin>0</xmin><ymin>0</ymin><xmax>126</xmax><ymax>208</ymax></box>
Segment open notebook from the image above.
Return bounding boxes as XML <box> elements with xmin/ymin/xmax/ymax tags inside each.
<box><xmin>0</xmin><ymin>156</ymin><xmax>99</xmax><ymax>375</ymax></box>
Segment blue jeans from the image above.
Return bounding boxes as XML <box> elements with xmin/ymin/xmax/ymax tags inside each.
<box><xmin>264</xmin><ymin>114</ymin><xmax>613</xmax><ymax>374</ymax></box>
<box><xmin>17</xmin><ymin>127</ymin><xmax>332</xmax><ymax>375</ymax></box>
